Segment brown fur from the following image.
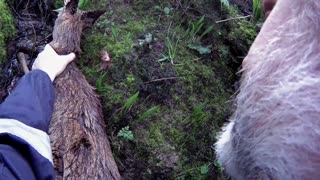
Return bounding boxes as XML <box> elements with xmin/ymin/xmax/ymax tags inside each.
<box><xmin>216</xmin><ymin>0</ymin><xmax>320</xmax><ymax>179</ymax></box>
<box><xmin>261</xmin><ymin>0</ymin><xmax>277</xmax><ymax>18</ymax></box>
<box><xmin>48</xmin><ymin>1</ymin><xmax>120</xmax><ymax>179</ymax></box>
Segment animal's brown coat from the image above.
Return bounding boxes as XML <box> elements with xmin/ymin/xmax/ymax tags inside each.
<box><xmin>48</xmin><ymin>1</ymin><xmax>120</xmax><ymax>179</ymax></box>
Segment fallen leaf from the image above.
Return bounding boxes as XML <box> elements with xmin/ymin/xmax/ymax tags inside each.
<box><xmin>99</xmin><ymin>50</ymin><xmax>112</xmax><ymax>70</ymax></box>
<box><xmin>100</xmin><ymin>50</ymin><xmax>111</xmax><ymax>62</ymax></box>
<box><xmin>188</xmin><ymin>44</ymin><xmax>212</xmax><ymax>55</ymax></box>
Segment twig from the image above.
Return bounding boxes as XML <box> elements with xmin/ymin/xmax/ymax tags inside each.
<box><xmin>17</xmin><ymin>52</ymin><xmax>30</xmax><ymax>74</ymax></box>
<box><xmin>215</xmin><ymin>15</ymin><xmax>251</xmax><ymax>23</ymax></box>
<box><xmin>144</xmin><ymin>77</ymin><xmax>180</xmax><ymax>84</ymax></box>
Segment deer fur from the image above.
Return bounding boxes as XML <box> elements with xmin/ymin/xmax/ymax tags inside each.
<box><xmin>261</xmin><ymin>0</ymin><xmax>277</xmax><ymax>18</ymax></box>
<box><xmin>48</xmin><ymin>1</ymin><xmax>120</xmax><ymax>179</ymax></box>
<box><xmin>216</xmin><ymin>0</ymin><xmax>320</xmax><ymax>179</ymax></box>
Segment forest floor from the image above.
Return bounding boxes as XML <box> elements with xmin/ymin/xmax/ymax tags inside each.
<box><xmin>1</xmin><ymin>0</ymin><xmax>259</xmax><ymax>179</ymax></box>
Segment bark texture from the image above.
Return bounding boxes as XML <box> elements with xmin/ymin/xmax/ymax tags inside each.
<box><xmin>48</xmin><ymin>2</ymin><xmax>121</xmax><ymax>179</ymax></box>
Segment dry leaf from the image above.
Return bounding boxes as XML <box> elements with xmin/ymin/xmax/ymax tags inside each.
<box><xmin>100</xmin><ymin>50</ymin><xmax>111</xmax><ymax>62</ymax></box>
<box><xmin>99</xmin><ymin>50</ymin><xmax>112</xmax><ymax>70</ymax></box>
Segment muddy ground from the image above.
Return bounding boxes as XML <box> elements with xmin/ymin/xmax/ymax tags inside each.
<box><xmin>1</xmin><ymin>0</ymin><xmax>259</xmax><ymax>179</ymax></box>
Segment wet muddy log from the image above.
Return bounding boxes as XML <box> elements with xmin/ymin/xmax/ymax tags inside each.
<box><xmin>48</xmin><ymin>0</ymin><xmax>120</xmax><ymax>179</ymax></box>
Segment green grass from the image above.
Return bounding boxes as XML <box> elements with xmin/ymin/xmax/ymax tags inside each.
<box><xmin>158</xmin><ymin>37</ymin><xmax>180</xmax><ymax>64</ymax></box>
<box><xmin>253</xmin><ymin>0</ymin><xmax>263</xmax><ymax>21</ymax></box>
<box><xmin>184</xmin><ymin>16</ymin><xmax>214</xmax><ymax>44</ymax></box>
<box><xmin>122</xmin><ymin>92</ymin><xmax>139</xmax><ymax>113</ymax></box>
<box><xmin>138</xmin><ymin>105</ymin><xmax>160</xmax><ymax>122</ymax></box>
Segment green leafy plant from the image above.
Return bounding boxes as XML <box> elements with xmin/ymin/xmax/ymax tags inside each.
<box><xmin>122</xmin><ymin>92</ymin><xmax>139</xmax><ymax>113</ymax></box>
<box><xmin>138</xmin><ymin>105</ymin><xmax>160</xmax><ymax>122</ymax></box>
<box><xmin>117</xmin><ymin>126</ymin><xmax>134</xmax><ymax>141</ymax></box>
<box><xmin>126</xmin><ymin>74</ymin><xmax>135</xmax><ymax>83</ymax></box>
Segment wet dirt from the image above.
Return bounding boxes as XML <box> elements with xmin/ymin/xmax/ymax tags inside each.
<box><xmin>0</xmin><ymin>0</ymin><xmax>56</xmax><ymax>102</ymax></box>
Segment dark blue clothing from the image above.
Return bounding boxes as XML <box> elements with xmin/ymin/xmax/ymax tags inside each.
<box><xmin>0</xmin><ymin>70</ymin><xmax>55</xmax><ymax>179</ymax></box>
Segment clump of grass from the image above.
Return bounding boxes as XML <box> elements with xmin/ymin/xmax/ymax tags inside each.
<box><xmin>253</xmin><ymin>0</ymin><xmax>263</xmax><ymax>21</ymax></box>
<box><xmin>121</xmin><ymin>92</ymin><xmax>139</xmax><ymax>113</ymax></box>
<box><xmin>138</xmin><ymin>105</ymin><xmax>160</xmax><ymax>122</ymax></box>
<box><xmin>158</xmin><ymin>37</ymin><xmax>179</xmax><ymax>64</ymax></box>
<box><xmin>184</xmin><ymin>16</ymin><xmax>214</xmax><ymax>43</ymax></box>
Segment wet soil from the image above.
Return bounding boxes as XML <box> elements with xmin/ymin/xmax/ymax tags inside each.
<box><xmin>0</xmin><ymin>0</ymin><xmax>55</xmax><ymax>102</ymax></box>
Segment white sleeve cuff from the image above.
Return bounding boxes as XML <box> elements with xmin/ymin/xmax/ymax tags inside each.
<box><xmin>0</xmin><ymin>119</ymin><xmax>53</xmax><ymax>164</ymax></box>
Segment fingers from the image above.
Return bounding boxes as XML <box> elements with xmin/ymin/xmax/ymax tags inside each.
<box><xmin>44</xmin><ymin>44</ymin><xmax>56</xmax><ymax>55</ymax></box>
<box><xmin>61</xmin><ymin>53</ymin><xmax>76</xmax><ymax>64</ymax></box>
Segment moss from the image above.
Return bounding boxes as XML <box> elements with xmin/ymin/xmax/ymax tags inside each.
<box><xmin>54</xmin><ymin>0</ymin><xmax>63</xmax><ymax>8</ymax></box>
<box><xmin>0</xmin><ymin>0</ymin><xmax>15</xmax><ymax>66</ymax></box>
<box><xmin>76</xmin><ymin>0</ymin><xmax>255</xmax><ymax>179</ymax></box>
<box><xmin>145</xmin><ymin>122</ymin><xmax>165</xmax><ymax>149</ymax></box>
<box><xmin>225</xmin><ymin>5</ymin><xmax>258</xmax><ymax>55</ymax></box>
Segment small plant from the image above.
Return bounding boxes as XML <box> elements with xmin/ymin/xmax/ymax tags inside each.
<box><xmin>126</xmin><ymin>74</ymin><xmax>135</xmax><ymax>83</ymax></box>
<box><xmin>184</xmin><ymin>16</ymin><xmax>204</xmax><ymax>42</ymax></box>
<box><xmin>191</xmin><ymin>104</ymin><xmax>209</xmax><ymax>127</ymax></box>
<box><xmin>117</xmin><ymin>126</ymin><xmax>134</xmax><ymax>141</ymax></box>
<box><xmin>121</xmin><ymin>92</ymin><xmax>139</xmax><ymax>113</ymax></box>
<box><xmin>96</xmin><ymin>73</ymin><xmax>106</xmax><ymax>93</ymax></box>
<box><xmin>183</xmin><ymin>16</ymin><xmax>214</xmax><ymax>55</ymax></box>
<box><xmin>138</xmin><ymin>105</ymin><xmax>160</xmax><ymax>122</ymax></box>
<box><xmin>158</xmin><ymin>37</ymin><xmax>179</xmax><ymax>64</ymax></box>
<box><xmin>253</xmin><ymin>0</ymin><xmax>263</xmax><ymax>21</ymax></box>
<box><xmin>111</xmin><ymin>24</ymin><xmax>119</xmax><ymax>41</ymax></box>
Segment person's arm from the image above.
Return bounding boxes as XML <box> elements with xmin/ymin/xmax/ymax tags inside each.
<box><xmin>0</xmin><ymin>45</ymin><xmax>75</xmax><ymax>179</ymax></box>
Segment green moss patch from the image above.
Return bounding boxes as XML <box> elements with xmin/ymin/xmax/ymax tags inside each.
<box><xmin>0</xmin><ymin>0</ymin><xmax>16</xmax><ymax>65</ymax></box>
<box><xmin>76</xmin><ymin>0</ymin><xmax>258</xmax><ymax>179</ymax></box>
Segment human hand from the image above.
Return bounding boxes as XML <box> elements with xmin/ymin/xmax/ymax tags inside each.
<box><xmin>32</xmin><ymin>44</ymin><xmax>76</xmax><ymax>81</ymax></box>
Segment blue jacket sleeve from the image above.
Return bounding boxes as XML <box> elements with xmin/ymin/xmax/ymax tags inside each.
<box><xmin>0</xmin><ymin>70</ymin><xmax>55</xmax><ymax>133</ymax></box>
<box><xmin>0</xmin><ymin>70</ymin><xmax>55</xmax><ymax>180</ymax></box>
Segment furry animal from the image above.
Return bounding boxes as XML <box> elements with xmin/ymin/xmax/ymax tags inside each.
<box><xmin>261</xmin><ymin>0</ymin><xmax>277</xmax><ymax>18</ymax></box>
<box><xmin>215</xmin><ymin>0</ymin><xmax>320</xmax><ymax>179</ymax></box>
<box><xmin>48</xmin><ymin>0</ymin><xmax>121</xmax><ymax>179</ymax></box>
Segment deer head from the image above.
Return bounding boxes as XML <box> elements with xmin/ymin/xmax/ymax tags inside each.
<box><xmin>50</xmin><ymin>0</ymin><xmax>105</xmax><ymax>55</ymax></box>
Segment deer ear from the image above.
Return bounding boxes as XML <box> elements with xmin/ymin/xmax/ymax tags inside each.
<box><xmin>81</xmin><ymin>10</ymin><xmax>105</xmax><ymax>26</ymax></box>
<box><xmin>65</xmin><ymin>0</ymin><xmax>79</xmax><ymax>15</ymax></box>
